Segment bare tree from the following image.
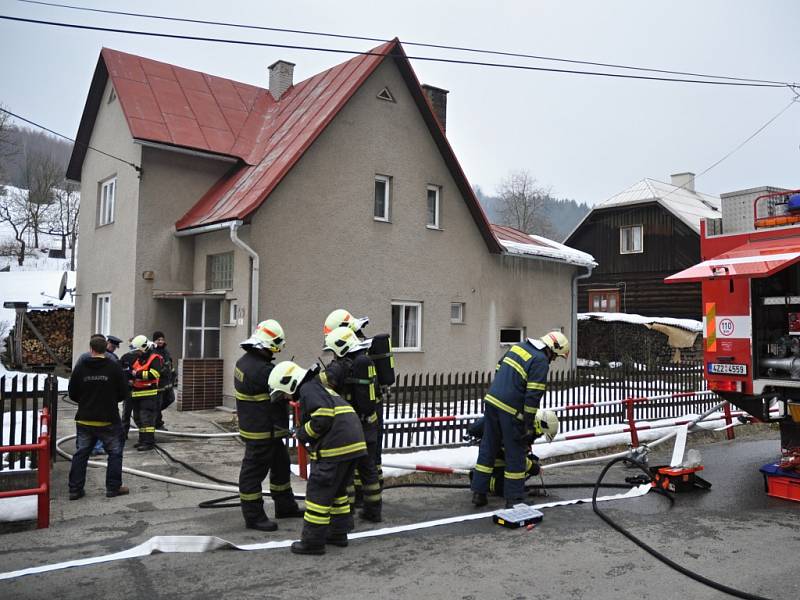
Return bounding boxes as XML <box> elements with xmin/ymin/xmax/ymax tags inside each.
<box><xmin>23</xmin><ymin>150</ymin><xmax>60</xmax><ymax>248</ymax></box>
<box><xmin>0</xmin><ymin>107</ymin><xmax>14</xmax><ymax>183</ymax></box>
<box><xmin>496</xmin><ymin>169</ymin><xmax>554</xmax><ymax>238</ymax></box>
<box><xmin>0</xmin><ymin>187</ymin><xmax>32</xmax><ymax>265</ymax></box>
<box><xmin>44</xmin><ymin>181</ymin><xmax>80</xmax><ymax>270</ymax></box>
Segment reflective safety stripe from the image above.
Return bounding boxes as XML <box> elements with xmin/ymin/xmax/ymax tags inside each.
<box><xmin>148</xmin><ymin>368</ymin><xmax>160</xmax><ymax>379</ymax></box>
<box><xmin>526</xmin><ymin>457</ymin><xmax>534</xmax><ymax>471</ymax></box>
<box><xmin>363</xmin><ymin>483</ymin><xmax>381</xmax><ymax>491</ymax></box>
<box><xmin>317</xmin><ymin>441</ymin><xmax>367</xmax><ymax>458</ymax></box>
<box><xmin>76</xmin><ymin>420</ymin><xmax>112</xmax><ymax>427</ymax></box>
<box><xmin>131</xmin><ymin>389</ymin><xmax>158</xmax><ymax>397</ymax></box>
<box><xmin>304</xmin><ymin>513</ymin><xmax>331</xmax><ymax>526</ymax></box>
<box><xmin>368</xmin><ymin>366</ymin><xmax>377</xmax><ymax>401</ymax></box>
<box><xmin>331</xmin><ymin>505</ymin><xmax>350</xmax><ymax>515</ymax></box>
<box><xmin>238</xmin><ymin>428</ymin><xmax>289</xmax><ymax>440</ymax></box>
<box><xmin>364</xmin><ymin>493</ymin><xmax>382</xmax><ymax>502</ymax></box>
<box><xmin>270</xmin><ymin>482</ymin><xmax>292</xmax><ymax>492</ymax></box>
<box><xmin>319</xmin><ymin>372</ymin><xmax>329</xmax><ymax>386</ymax></box>
<box><xmin>366</xmin><ymin>412</ymin><xmax>378</xmax><ymax>424</ymax></box>
<box><xmin>304</xmin><ymin>500</ymin><xmax>331</xmax><ymax>514</ymax></box>
<box><xmin>311</xmin><ymin>408</ymin><xmax>335</xmax><ymax>417</ymax></box>
<box><xmin>239</xmin><ymin>491</ymin><xmax>262</xmax><ymax>501</ymax></box>
<box><xmin>526</xmin><ymin>381</ymin><xmax>546</xmax><ymax>391</ymax></box>
<box><xmin>335</xmin><ymin>406</ymin><xmax>355</xmax><ymax>415</ymax></box>
<box><xmin>505</xmin><ymin>471</ymin><xmax>527</xmax><ymax>480</ymax></box>
<box><xmin>489</xmin><ymin>477</ymin><xmax>496</xmax><ymax>493</ymax></box>
<box><xmin>140</xmin><ymin>427</ymin><xmax>156</xmax><ymax>433</ymax></box>
<box><xmin>474</xmin><ymin>463</ymin><xmax>494</xmax><ymax>474</ymax></box>
<box><xmin>510</xmin><ymin>345</ymin><xmax>532</xmax><ymax>362</ymax></box>
<box><xmin>502</xmin><ymin>357</ymin><xmax>527</xmax><ymax>380</ymax></box>
<box><xmin>304</xmin><ymin>421</ymin><xmax>320</xmax><ymax>439</ymax></box>
<box><xmin>495</xmin><ymin>363</ymin><xmax>501</xmax><ymax>371</ymax></box>
<box><xmin>523</xmin><ymin>405</ymin><xmax>539</xmax><ymax>415</ymax></box>
<box><xmin>494</xmin><ymin>458</ymin><xmax>506</xmax><ymax>468</ymax></box>
<box><xmin>235</xmin><ymin>391</ymin><xmax>269</xmax><ymax>402</ymax></box>
<box><xmin>485</xmin><ymin>394</ymin><xmax>523</xmax><ymax>420</ymax></box>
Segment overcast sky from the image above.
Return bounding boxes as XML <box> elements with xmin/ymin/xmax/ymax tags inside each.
<box><xmin>1</xmin><ymin>0</ymin><xmax>798</xmax><ymax>205</ymax></box>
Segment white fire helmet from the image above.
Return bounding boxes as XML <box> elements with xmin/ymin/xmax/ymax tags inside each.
<box><xmin>325</xmin><ymin>327</ymin><xmax>359</xmax><ymax>357</ymax></box>
<box><xmin>268</xmin><ymin>361</ymin><xmax>308</xmax><ymax>399</ymax></box>
<box><xmin>535</xmin><ymin>409</ymin><xmax>560</xmax><ymax>442</ymax></box>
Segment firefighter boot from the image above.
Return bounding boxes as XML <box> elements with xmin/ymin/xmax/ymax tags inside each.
<box><xmin>472</xmin><ymin>492</ymin><xmax>488</xmax><ymax>507</ymax></box>
<box><xmin>241</xmin><ymin>500</ymin><xmax>278</xmax><ymax>532</ymax></box>
<box><xmin>325</xmin><ymin>533</ymin><xmax>349</xmax><ymax>547</ymax></box>
<box><xmin>290</xmin><ymin>540</ymin><xmax>326</xmax><ymax>555</ymax></box>
<box><xmin>358</xmin><ymin>501</ymin><xmax>382</xmax><ymax>523</ymax></box>
<box><xmin>273</xmin><ymin>495</ymin><xmax>304</xmax><ymax>519</ymax></box>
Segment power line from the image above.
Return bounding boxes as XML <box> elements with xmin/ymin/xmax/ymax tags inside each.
<box><xmin>0</xmin><ymin>14</ymin><xmax>788</xmax><ymax>88</ymax></box>
<box><xmin>15</xmin><ymin>0</ymin><xmax>794</xmax><ymax>87</ymax></box>
<box><xmin>0</xmin><ymin>107</ymin><xmax>142</xmax><ymax>174</ymax></box>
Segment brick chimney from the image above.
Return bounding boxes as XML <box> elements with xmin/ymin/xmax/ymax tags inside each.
<box><xmin>269</xmin><ymin>60</ymin><xmax>295</xmax><ymax>101</ymax></box>
<box><xmin>421</xmin><ymin>84</ymin><xmax>449</xmax><ymax>132</ymax></box>
<box><xmin>670</xmin><ymin>172</ymin><xmax>696</xmax><ymax>192</ymax></box>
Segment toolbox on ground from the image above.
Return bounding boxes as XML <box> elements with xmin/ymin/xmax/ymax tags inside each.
<box><xmin>493</xmin><ymin>504</ymin><xmax>544</xmax><ymax>529</ymax></box>
<box><xmin>649</xmin><ymin>465</ymin><xmax>711</xmax><ymax>492</ymax></box>
<box><xmin>760</xmin><ymin>463</ymin><xmax>800</xmax><ymax>502</ymax></box>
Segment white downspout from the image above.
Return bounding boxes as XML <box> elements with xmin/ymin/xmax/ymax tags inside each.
<box><xmin>571</xmin><ymin>265</ymin><xmax>594</xmax><ymax>370</ymax></box>
<box><xmin>229</xmin><ymin>222</ymin><xmax>259</xmax><ymax>332</ymax></box>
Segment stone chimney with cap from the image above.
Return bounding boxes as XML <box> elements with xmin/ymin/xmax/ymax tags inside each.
<box><xmin>421</xmin><ymin>84</ymin><xmax>449</xmax><ymax>133</ymax></box>
<box><xmin>670</xmin><ymin>172</ymin><xmax>696</xmax><ymax>192</ymax></box>
<box><xmin>269</xmin><ymin>60</ymin><xmax>295</xmax><ymax>101</ymax></box>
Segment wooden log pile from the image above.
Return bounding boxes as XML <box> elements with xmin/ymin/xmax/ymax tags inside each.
<box><xmin>19</xmin><ymin>308</ymin><xmax>74</xmax><ymax>366</ymax></box>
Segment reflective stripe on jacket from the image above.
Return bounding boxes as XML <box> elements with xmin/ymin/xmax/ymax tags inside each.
<box><xmin>484</xmin><ymin>340</ymin><xmax>549</xmax><ymax>420</ymax></box>
<box><xmin>234</xmin><ymin>350</ymin><xmax>290</xmax><ymax>442</ymax></box>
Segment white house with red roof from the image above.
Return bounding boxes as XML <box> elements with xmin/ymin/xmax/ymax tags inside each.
<box><xmin>68</xmin><ymin>39</ymin><xmax>594</xmax><ymax>409</ymax></box>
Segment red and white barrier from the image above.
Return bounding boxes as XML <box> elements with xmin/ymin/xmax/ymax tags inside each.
<box><xmin>380</xmin><ymin>462</ymin><xmax>471</xmax><ymax>476</ymax></box>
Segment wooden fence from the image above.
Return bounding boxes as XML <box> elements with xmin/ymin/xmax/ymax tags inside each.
<box><xmin>0</xmin><ymin>374</ymin><xmax>59</xmax><ymax>471</ymax></box>
<box><xmin>382</xmin><ymin>362</ymin><xmax>711</xmax><ymax>450</ymax></box>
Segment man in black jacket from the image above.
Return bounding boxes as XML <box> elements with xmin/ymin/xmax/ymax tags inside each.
<box><xmin>68</xmin><ymin>335</ymin><xmax>130</xmax><ymax>500</ymax></box>
<box><xmin>269</xmin><ymin>360</ymin><xmax>367</xmax><ymax>555</ymax></box>
<box><xmin>152</xmin><ymin>331</ymin><xmax>174</xmax><ymax>431</ymax></box>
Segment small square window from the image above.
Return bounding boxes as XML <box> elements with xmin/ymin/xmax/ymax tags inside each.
<box><xmin>374</xmin><ymin>175</ymin><xmax>391</xmax><ymax>222</ymax></box>
<box><xmin>620</xmin><ymin>225</ymin><xmax>643</xmax><ymax>254</ymax></box>
<box><xmin>97</xmin><ymin>177</ymin><xmax>116</xmax><ymax>227</ymax></box>
<box><xmin>500</xmin><ymin>327</ymin><xmax>524</xmax><ymax>345</ymax></box>
<box><xmin>427</xmin><ymin>185</ymin><xmax>440</xmax><ymax>228</ymax></box>
<box><xmin>206</xmin><ymin>252</ymin><xmax>234</xmax><ymax>290</ymax></box>
<box><xmin>450</xmin><ymin>302</ymin><xmax>464</xmax><ymax>324</ymax></box>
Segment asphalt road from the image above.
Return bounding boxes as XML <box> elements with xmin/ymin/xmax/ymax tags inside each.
<box><xmin>2</xmin><ymin>429</ymin><xmax>799</xmax><ymax>600</ymax></box>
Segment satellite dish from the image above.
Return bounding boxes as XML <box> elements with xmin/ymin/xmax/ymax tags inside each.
<box><xmin>58</xmin><ymin>271</ymin><xmax>68</xmax><ymax>300</ymax></box>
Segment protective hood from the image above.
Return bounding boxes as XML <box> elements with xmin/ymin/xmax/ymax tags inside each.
<box><xmin>528</xmin><ymin>338</ymin><xmax>547</xmax><ymax>351</ymax></box>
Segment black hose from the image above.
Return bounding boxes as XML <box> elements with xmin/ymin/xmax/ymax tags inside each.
<box><xmin>154</xmin><ymin>443</ymin><xmax>239</xmax><ymax>486</ymax></box>
<box><xmin>592</xmin><ymin>456</ymin><xmax>774</xmax><ymax>600</ymax></box>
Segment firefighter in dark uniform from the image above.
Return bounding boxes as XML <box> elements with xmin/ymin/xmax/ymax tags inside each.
<box><xmin>471</xmin><ymin>331</ymin><xmax>568</xmax><ymax>508</ymax></box>
<box><xmin>129</xmin><ymin>335</ymin><xmax>162</xmax><ymax>451</ymax></box>
<box><xmin>269</xmin><ymin>360</ymin><xmax>367</xmax><ymax>555</ymax></box>
<box><xmin>322</xmin><ymin>326</ymin><xmax>383</xmax><ymax>522</ymax></box>
<box><xmin>235</xmin><ymin>319</ymin><xmax>303</xmax><ymax>532</ymax></box>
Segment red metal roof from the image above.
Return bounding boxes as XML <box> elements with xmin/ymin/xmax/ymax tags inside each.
<box><xmin>491</xmin><ymin>224</ymin><xmax>551</xmax><ymax>248</ymax></box>
<box><xmin>666</xmin><ymin>237</ymin><xmax>800</xmax><ymax>283</ymax></box>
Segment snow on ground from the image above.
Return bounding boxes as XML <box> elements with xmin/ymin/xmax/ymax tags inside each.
<box><xmin>0</xmin><ymin>361</ymin><xmax>69</xmax><ymax>391</ymax></box>
<box><xmin>0</xmin><ymin>496</ymin><xmax>37</xmax><ymax>522</ymax></box>
<box><xmin>0</xmin><ymin>270</ymin><xmax>74</xmax><ymax>328</ymax></box>
<box><xmin>579</xmin><ymin>312</ymin><xmax>703</xmax><ymax>333</ymax></box>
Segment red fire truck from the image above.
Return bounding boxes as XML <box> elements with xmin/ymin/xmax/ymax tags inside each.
<box><xmin>666</xmin><ymin>188</ymin><xmax>800</xmax><ymax>458</ymax></box>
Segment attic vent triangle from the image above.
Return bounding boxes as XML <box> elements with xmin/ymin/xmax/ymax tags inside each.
<box><xmin>377</xmin><ymin>87</ymin><xmax>395</xmax><ymax>102</ymax></box>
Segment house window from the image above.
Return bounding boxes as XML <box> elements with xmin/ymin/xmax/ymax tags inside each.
<box><xmin>500</xmin><ymin>327</ymin><xmax>524</xmax><ymax>345</ymax></box>
<box><xmin>94</xmin><ymin>293</ymin><xmax>111</xmax><ymax>336</ymax></box>
<box><xmin>98</xmin><ymin>177</ymin><xmax>116</xmax><ymax>227</ymax></box>
<box><xmin>450</xmin><ymin>302</ymin><xmax>464</xmax><ymax>324</ymax></box>
<box><xmin>183</xmin><ymin>298</ymin><xmax>221</xmax><ymax>358</ymax></box>
<box><xmin>620</xmin><ymin>225</ymin><xmax>643</xmax><ymax>254</ymax></box>
<box><xmin>206</xmin><ymin>252</ymin><xmax>234</xmax><ymax>290</ymax></box>
<box><xmin>588</xmin><ymin>290</ymin><xmax>620</xmax><ymax>313</ymax></box>
<box><xmin>391</xmin><ymin>301</ymin><xmax>422</xmax><ymax>351</ymax></box>
<box><xmin>374</xmin><ymin>175</ymin><xmax>391</xmax><ymax>222</ymax></box>
<box><xmin>427</xmin><ymin>185</ymin><xmax>441</xmax><ymax>229</ymax></box>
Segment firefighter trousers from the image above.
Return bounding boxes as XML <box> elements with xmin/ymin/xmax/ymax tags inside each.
<box><xmin>471</xmin><ymin>404</ymin><xmax>528</xmax><ymax>502</ymax></box>
<box><xmin>239</xmin><ymin>439</ymin><xmax>298</xmax><ymax>523</ymax></box>
<box><xmin>350</xmin><ymin>422</ymin><xmax>381</xmax><ymax>511</ymax></box>
<box><xmin>302</xmin><ymin>460</ymin><xmax>357</xmax><ymax>546</ymax></box>
<box><xmin>132</xmin><ymin>392</ymin><xmax>159</xmax><ymax>447</ymax></box>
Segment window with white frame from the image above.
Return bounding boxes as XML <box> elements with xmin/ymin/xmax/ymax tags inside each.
<box><xmin>98</xmin><ymin>177</ymin><xmax>116</xmax><ymax>227</ymax></box>
<box><xmin>391</xmin><ymin>301</ymin><xmax>422</xmax><ymax>351</ymax></box>
<box><xmin>374</xmin><ymin>175</ymin><xmax>391</xmax><ymax>222</ymax></box>
<box><xmin>95</xmin><ymin>293</ymin><xmax>111</xmax><ymax>336</ymax></box>
<box><xmin>183</xmin><ymin>298</ymin><xmax>221</xmax><ymax>358</ymax></box>
<box><xmin>427</xmin><ymin>185</ymin><xmax>440</xmax><ymax>228</ymax></box>
<box><xmin>206</xmin><ymin>252</ymin><xmax>234</xmax><ymax>290</ymax></box>
<box><xmin>620</xmin><ymin>225</ymin><xmax>643</xmax><ymax>254</ymax></box>
<box><xmin>500</xmin><ymin>327</ymin><xmax>524</xmax><ymax>345</ymax></box>
<box><xmin>450</xmin><ymin>302</ymin><xmax>464</xmax><ymax>324</ymax></box>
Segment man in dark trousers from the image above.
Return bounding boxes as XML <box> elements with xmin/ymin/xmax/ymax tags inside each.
<box><xmin>269</xmin><ymin>360</ymin><xmax>367</xmax><ymax>555</ymax></box>
<box><xmin>119</xmin><ymin>340</ymin><xmax>138</xmax><ymax>441</ymax></box>
<box><xmin>235</xmin><ymin>319</ymin><xmax>303</xmax><ymax>532</ymax></box>
<box><xmin>129</xmin><ymin>335</ymin><xmax>163</xmax><ymax>451</ymax></box>
<box><xmin>323</xmin><ymin>326</ymin><xmax>382</xmax><ymax>522</ymax></box>
<box><xmin>68</xmin><ymin>335</ymin><xmax>130</xmax><ymax>500</ymax></box>
<box><xmin>77</xmin><ymin>334</ymin><xmax>123</xmax><ymax>455</ymax></box>
<box><xmin>151</xmin><ymin>331</ymin><xmax>174</xmax><ymax>431</ymax></box>
<box><xmin>471</xmin><ymin>331</ymin><xmax>568</xmax><ymax>508</ymax></box>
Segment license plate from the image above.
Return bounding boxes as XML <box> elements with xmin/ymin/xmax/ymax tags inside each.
<box><xmin>708</xmin><ymin>363</ymin><xmax>747</xmax><ymax>375</ymax></box>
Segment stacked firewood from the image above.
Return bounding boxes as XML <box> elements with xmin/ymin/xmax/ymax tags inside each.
<box><xmin>20</xmin><ymin>308</ymin><xmax>74</xmax><ymax>366</ymax></box>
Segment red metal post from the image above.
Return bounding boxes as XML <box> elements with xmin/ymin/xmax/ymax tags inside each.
<box><xmin>37</xmin><ymin>407</ymin><xmax>50</xmax><ymax>529</ymax></box>
<box><xmin>625</xmin><ymin>398</ymin><xmax>640</xmax><ymax>447</ymax></box>
<box><xmin>722</xmin><ymin>401</ymin><xmax>735</xmax><ymax>440</ymax></box>
<box><xmin>290</xmin><ymin>401</ymin><xmax>308</xmax><ymax>480</ymax></box>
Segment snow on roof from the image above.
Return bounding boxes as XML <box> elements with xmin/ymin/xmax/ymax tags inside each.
<box><xmin>0</xmin><ymin>271</ymin><xmax>75</xmax><ymax>329</ymax></box>
<box><xmin>568</xmin><ymin>178</ymin><xmax>721</xmax><ymax>240</ymax></box>
<box><xmin>578</xmin><ymin>312</ymin><xmax>702</xmax><ymax>333</ymax></box>
<box><xmin>491</xmin><ymin>224</ymin><xmax>596</xmax><ymax>267</ymax></box>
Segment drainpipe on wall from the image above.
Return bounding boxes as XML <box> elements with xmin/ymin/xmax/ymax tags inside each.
<box><xmin>571</xmin><ymin>265</ymin><xmax>594</xmax><ymax>370</ymax></box>
<box><xmin>229</xmin><ymin>222</ymin><xmax>260</xmax><ymax>333</ymax></box>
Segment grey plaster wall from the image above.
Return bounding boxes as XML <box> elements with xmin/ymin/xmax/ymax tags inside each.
<box><xmin>72</xmin><ymin>79</ymin><xmax>142</xmax><ymax>362</ymax></box>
